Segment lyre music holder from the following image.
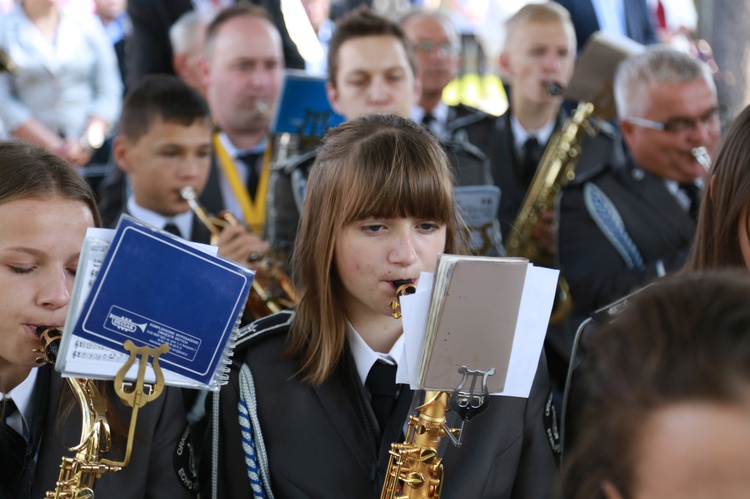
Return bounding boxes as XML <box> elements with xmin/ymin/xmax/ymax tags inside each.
<box><xmin>444</xmin><ymin>366</ymin><xmax>496</xmax><ymax>447</ymax></box>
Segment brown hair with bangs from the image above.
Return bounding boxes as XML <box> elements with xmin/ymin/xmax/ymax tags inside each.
<box><xmin>288</xmin><ymin>113</ymin><xmax>463</xmax><ymax>384</ymax></box>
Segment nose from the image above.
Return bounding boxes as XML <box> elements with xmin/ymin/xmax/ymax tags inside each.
<box><xmin>37</xmin><ymin>268</ymin><xmax>71</xmax><ymax>310</ymax></box>
<box><xmin>542</xmin><ymin>53</ymin><xmax>561</xmax><ymax>73</ymax></box>
<box><xmin>368</xmin><ymin>77</ymin><xmax>391</xmax><ymax>104</ymax></box>
<box><xmin>177</xmin><ymin>156</ymin><xmax>202</xmax><ymax>178</ymax></box>
<box><xmin>248</xmin><ymin>69</ymin><xmax>271</xmax><ymax>89</ymax></box>
<box><xmin>687</xmin><ymin>117</ymin><xmax>716</xmax><ymax>146</ymax></box>
<box><xmin>388</xmin><ymin>229</ymin><xmax>418</xmax><ymax>267</ymax></box>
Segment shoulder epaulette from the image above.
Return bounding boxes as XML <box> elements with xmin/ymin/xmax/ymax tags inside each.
<box><xmin>274</xmin><ymin>148</ymin><xmax>319</xmax><ymax>175</ymax></box>
<box><xmin>440</xmin><ymin>138</ymin><xmax>487</xmax><ymax>162</ymax></box>
<box><xmin>235</xmin><ymin>309</ymin><xmax>295</xmax><ymax>351</ymax></box>
<box><xmin>446</xmin><ymin>107</ymin><xmax>494</xmax><ymax>133</ymax></box>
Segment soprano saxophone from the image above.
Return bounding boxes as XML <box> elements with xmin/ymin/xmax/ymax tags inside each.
<box><xmin>505</xmin><ymin>84</ymin><xmax>597</xmax><ymax>325</ymax></box>
<box><xmin>34</xmin><ymin>328</ymin><xmax>168</xmax><ymax>498</ymax></box>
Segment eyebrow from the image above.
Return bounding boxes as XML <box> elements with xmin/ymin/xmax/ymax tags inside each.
<box><xmin>666</xmin><ymin>106</ymin><xmax>720</xmax><ymax>122</ymax></box>
<box><xmin>2</xmin><ymin>247</ymin><xmax>46</xmax><ymax>257</ymax></box>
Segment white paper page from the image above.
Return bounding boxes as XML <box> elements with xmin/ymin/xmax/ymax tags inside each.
<box><xmin>396</xmin><ymin>271</ymin><xmax>433</xmax><ymax>386</ymax></box>
<box><xmin>499</xmin><ymin>265</ymin><xmax>559</xmax><ymax>398</ymax></box>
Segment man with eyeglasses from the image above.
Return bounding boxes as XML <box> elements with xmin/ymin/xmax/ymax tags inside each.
<box><xmin>399</xmin><ymin>9</ymin><xmax>495</xmax><ymax>148</ymax></box>
<box><xmin>558</xmin><ymin>46</ymin><xmax>719</xmax><ymax>331</ymax></box>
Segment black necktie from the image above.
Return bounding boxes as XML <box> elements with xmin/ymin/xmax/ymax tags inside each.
<box><xmin>679</xmin><ymin>183</ymin><xmax>701</xmax><ymax>220</ymax></box>
<box><xmin>1</xmin><ymin>399</ymin><xmax>27</xmax><ymax>492</ymax></box>
<box><xmin>365</xmin><ymin>361</ymin><xmax>397</xmax><ymax>432</ymax></box>
<box><xmin>521</xmin><ymin>136</ymin><xmax>543</xmax><ymax>187</ymax></box>
<box><xmin>422</xmin><ymin>112</ymin><xmax>436</xmax><ymax>130</ymax></box>
<box><xmin>237</xmin><ymin>152</ymin><xmax>262</xmax><ymax>201</ymax></box>
<box><xmin>163</xmin><ymin>222</ymin><xmax>182</xmax><ymax>238</ymax></box>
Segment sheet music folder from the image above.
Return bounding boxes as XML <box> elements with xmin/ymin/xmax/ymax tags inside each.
<box><xmin>563</xmin><ymin>31</ymin><xmax>645</xmax><ymax>120</ymax></box>
<box><xmin>56</xmin><ymin>215</ymin><xmax>254</xmax><ymax>390</ymax></box>
<box><xmin>418</xmin><ymin>255</ymin><xmax>529</xmax><ymax>393</ymax></box>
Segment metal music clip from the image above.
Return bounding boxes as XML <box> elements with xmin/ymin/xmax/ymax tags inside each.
<box><xmin>445</xmin><ymin>366</ymin><xmax>496</xmax><ymax>446</ymax></box>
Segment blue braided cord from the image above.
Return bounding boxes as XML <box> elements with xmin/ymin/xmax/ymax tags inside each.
<box><xmin>239</xmin><ymin>398</ymin><xmax>267</xmax><ymax>498</ymax></box>
<box><xmin>238</xmin><ymin>364</ymin><xmax>275</xmax><ymax>498</ymax></box>
<box><xmin>583</xmin><ymin>183</ymin><xmax>645</xmax><ymax>270</ymax></box>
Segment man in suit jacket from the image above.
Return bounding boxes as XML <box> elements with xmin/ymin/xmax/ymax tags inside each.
<box><xmin>555</xmin><ymin>0</ymin><xmax>658</xmax><ymax>52</ymax></box>
<box><xmin>126</xmin><ymin>0</ymin><xmax>304</xmax><ymax>87</ymax></box>
<box><xmin>399</xmin><ymin>9</ymin><xmax>496</xmax><ymax>149</ymax></box>
<box><xmin>559</xmin><ymin>47</ymin><xmax>720</xmax><ymax>330</ymax></box>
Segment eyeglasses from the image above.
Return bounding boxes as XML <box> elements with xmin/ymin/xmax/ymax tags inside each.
<box><xmin>623</xmin><ymin>108</ymin><xmax>719</xmax><ymax>134</ymax></box>
<box><xmin>412</xmin><ymin>40</ymin><xmax>459</xmax><ymax>55</ymax></box>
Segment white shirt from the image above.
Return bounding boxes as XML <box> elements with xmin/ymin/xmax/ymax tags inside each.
<box><xmin>2</xmin><ymin>368</ymin><xmax>39</xmax><ymax>440</ymax></box>
<box><xmin>663</xmin><ymin>178</ymin><xmax>703</xmax><ymax>213</ymax></box>
<box><xmin>510</xmin><ymin>114</ymin><xmax>556</xmax><ymax>159</ymax></box>
<box><xmin>412</xmin><ymin>101</ymin><xmax>450</xmax><ymax>139</ymax></box>
<box><xmin>127</xmin><ymin>197</ymin><xmax>194</xmax><ymax>240</ymax></box>
<box><xmin>346</xmin><ymin>321</ymin><xmax>405</xmax><ymax>388</ymax></box>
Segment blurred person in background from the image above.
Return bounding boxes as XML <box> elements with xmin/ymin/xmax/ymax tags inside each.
<box><xmin>0</xmin><ymin>0</ymin><xmax>122</xmax><ymax>169</ymax></box>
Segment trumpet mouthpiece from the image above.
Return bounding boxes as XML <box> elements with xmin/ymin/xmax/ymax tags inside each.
<box><xmin>180</xmin><ymin>186</ymin><xmax>197</xmax><ymax>201</ymax></box>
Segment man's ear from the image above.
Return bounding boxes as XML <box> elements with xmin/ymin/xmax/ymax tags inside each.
<box><xmin>499</xmin><ymin>51</ymin><xmax>512</xmax><ymax>79</ymax></box>
<box><xmin>173</xmin><ymin>54</ymin><xmax>188</xmax><ymax>81</ymax></box>
<box><xmin>198</xmin><ymin>57</ymin><xmax>211</xmax><ymax>93</ymax></box>
<box><xmin>113</xmin><ymin>136</ymin><xmax>131</xmax><ymax>174</ymax></box>
<box><xmin>326</xmin><ymin>81</ymin><xmax>344</xmax><ymax>117</ymax></box>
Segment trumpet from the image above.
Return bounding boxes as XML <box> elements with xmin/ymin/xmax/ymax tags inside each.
<box><xmin>692</xmin><ymin>146</ymin><xmax>711</xmax><ymax>171</ymax></box>
<box><xmin>180</xmin><ymin>186</ymin><xmax>298</xmax><ymax>318</ymax></box>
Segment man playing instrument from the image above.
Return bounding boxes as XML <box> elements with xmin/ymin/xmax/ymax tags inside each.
<box><xmin>558</xmin><ymin>46</ymin><xmax>719</xmax><ymax>338</ymax></box>
<box><xmin>485</xmin><ymin>2</ymin><xmax>616</xmax><ymax>421</ymax></box>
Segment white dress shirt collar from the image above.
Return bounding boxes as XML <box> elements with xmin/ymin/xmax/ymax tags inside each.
<box><xmin>127</xmin><ymin>196</ymin><xmax>194</xmax><ymax>240</ymax></box>
<box><xmin>346</xmin><ymin>320</ymin><xmax>404</xmax><ymax>387</ymax></box>
<box><xmin>3</xmin><ymin>367</ymin><xmax>39</xmax><ymax>439</ymax></box>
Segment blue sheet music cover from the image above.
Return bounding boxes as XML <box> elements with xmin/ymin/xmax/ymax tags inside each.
<box><xmin>270</xmin><ymin>69</ymin><xmax>345</xmax><ymax>137</ymax></box>
<box><xmin>72</xmin><ymin>216</ymin><xmax>254</xmax><ymax>387</ymax></box>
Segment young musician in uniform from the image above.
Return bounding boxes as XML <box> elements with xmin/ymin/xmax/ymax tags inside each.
<box><xmin>202</xmin><ymin>114</ymin><xmax>557</xmax><ymax>498</ymax></box>
<box><xmin>113</xmin><ymin>74</ymin><xmax>265</xmax><ymax>264</ymax></box>
<box><xmin>269</xmin><ymin>6</ymin><xmax>500</xmax><ymax>261</ymax></box>
<box><xmin>561</xmin><ymin>272</ymin><xmax>750</xmax><ymax>498</ymax></box>
<box><xmin>0</xmin><ymin>142</ymin><xmax>197</xmax><ymax>498</ymax></box>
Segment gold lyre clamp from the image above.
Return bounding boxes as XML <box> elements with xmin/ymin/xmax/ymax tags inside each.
<box><xmin>101</xmin><ymin>340</ymin><xmax>170</xmax><ymax>468</ymax></box>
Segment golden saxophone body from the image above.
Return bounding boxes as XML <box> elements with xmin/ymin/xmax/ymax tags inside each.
<box><xmin>505</xmin><ymin>98</ymin><xmax>597</xmax><ymax>325</ymax></box>
<box><xmin>180</xmin><ymin>186</ymin><xmax>298</xmax><ymax>318</ymax></box>
<box><xmin>383</xmin><ymin>283</ymin><xmax>457</xmax><ymax>498</ymax></box>
<box><xmin>34</xmin><ymin>328</ymin><xmax>168</xmax><ymax>498</ymax></box>
<box><xmin>34</xmin><ymin>329</ymin><xmax>120</xmax><ymax>498</ymax></box>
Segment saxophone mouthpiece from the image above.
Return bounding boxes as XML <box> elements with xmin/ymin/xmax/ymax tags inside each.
<box><xmin>545</xmin><ymin>81</ymin><xmax>564</xmax><ymax>97</ymax></box>
<box><xmin>389</xmin><ymin>280</ymin><xmax>417</xmax><ymax>319</ymax></box>
<box><xmin>34</xmin><ymin>326</ymin><xmax>62</xmax><ymax>365</ymax></box>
